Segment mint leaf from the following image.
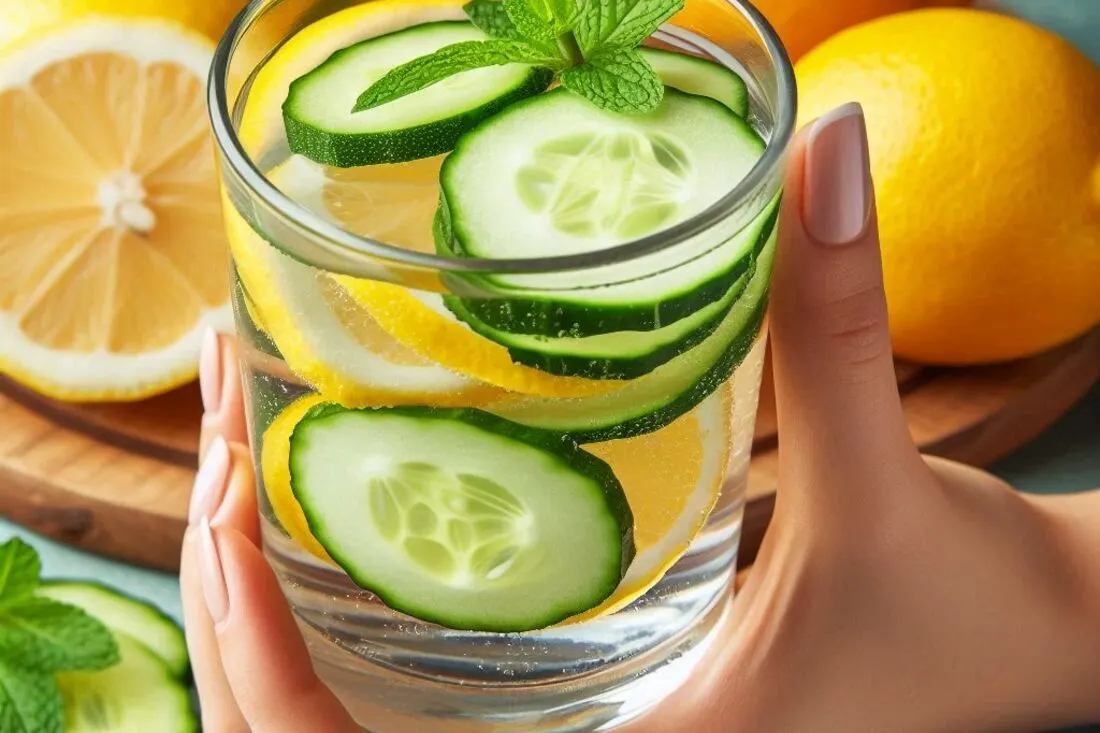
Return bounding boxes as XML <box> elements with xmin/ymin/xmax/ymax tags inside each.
<box><xmin>0</xmin><ymin>657</ymin><xmax>61</xmax><ymax>733</ymax></box>
<box><xmin>0</xmin><ymin>598</ymin><xmax>118</xmax><ymax>673</ymax></box>
<box><xmin>526</xmin><ymin>0</ymin><xmax>579</xmax><ymax>29</ymax></box>
<box><xmin>0</xmin><ymin>540</ymin><xmax>40</xmax><ymax>604</ymax></box>
<box><xmin>354</xmin><ymin>40</ymin><xmax>558</xmax><ymax>112</ymax></box>
<box><xmin>559</xmin><ymin>48</ymin><xmax>664</xmax><ymax>113</ymax></box>
<box><xmin>504</xmin><ymin>0</ymin><xmax>560</xmax><ymax>38</ymax></box>
<box><xmin>574</xmin><ymin>0</ymin><xmax>685</xmax><ymax>55</ymax></box>
<box><xmin>463</xmin><ymin>0</ymin><xmax>521</xmax><ymax>38</ymax></box>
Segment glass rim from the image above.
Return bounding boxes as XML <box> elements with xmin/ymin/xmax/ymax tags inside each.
<box><xmin>208</xmin><ymin>0</ymin><xmax>797</xmax><ymax>275</ymax></box>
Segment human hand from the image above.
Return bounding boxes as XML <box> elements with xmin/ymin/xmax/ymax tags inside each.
<box><xmin>180</xmin><ymin>103</ymin><xmax>1100</xmax><ymax>733</ymax></box>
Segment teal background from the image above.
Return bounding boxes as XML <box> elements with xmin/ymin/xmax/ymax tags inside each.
<box><xmin>0</xmin><ymin>0</ymin><xmax>1096</xmax><ymax>730</ymax></box>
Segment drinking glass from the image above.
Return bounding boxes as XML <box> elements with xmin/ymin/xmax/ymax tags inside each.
<box><xmin>209</xmin><ymin>1</ymin><xmax>795</xmax><ymax>729</ymax></box>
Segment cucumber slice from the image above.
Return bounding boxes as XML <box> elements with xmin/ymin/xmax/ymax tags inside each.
<box><xmin>443</xmin><ymin>273</ymin><xmax>749</xmax><ymax>379</ymax></box>
<box><xmin>640</xmin><ymin>47</ymin><xmax>749</xmax><ymax>117</ymax></box>
<box><xmin>438</xmin><ymin>88</ymin><xmax>770</xmax><ymax>336</ymax></box>
<box><xmin>39</xmin><ymin>581</ymin><xmax>188</xmax><ymax>680</ymax></box>
<box><xmin>284</xmin><ymin>21</ymin><xmax>553</xmax><ymax>167</ymax></box>
<box><xmin>290</xmin><ymin>404</ymin><xmax>634</xmax><ymax>632</ymax></box>
<box><xmin>486</xmin><ymin>227</ymin><xmax>776</xmax><ymax>442</ymax></box>
<box><xmin>58</xmin><ymin>635</ymin><xmax>197</xmax><ymax>733</ymax></box>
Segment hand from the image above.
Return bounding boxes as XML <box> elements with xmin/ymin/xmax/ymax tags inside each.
<box><xmin>180</xmin><ymin>103</ymin><xmax>1100</xmax><ymax>733</ymax></box>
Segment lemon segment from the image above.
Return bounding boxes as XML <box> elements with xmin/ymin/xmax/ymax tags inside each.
<box><xmin>0</xmin><ymin>19</ymin><xmax>232</xmax><ymax>401</ymax></box>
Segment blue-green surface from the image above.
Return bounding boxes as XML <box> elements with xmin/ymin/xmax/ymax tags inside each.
<box><xmin>0</xmin><ymin>0</ymin><xmax>1096</xmax><ymax>729</ymax></box>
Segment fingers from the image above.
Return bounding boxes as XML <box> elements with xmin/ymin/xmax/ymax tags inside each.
<box><xmin>198</xmin><ymin>521</ymin><xmax>362</xmax><ymax>732</ymax></box>
<box><xmin>769</xmin><ymin>103</ymin><xmax>926</xmax><ymax>508</ymax></box>
<box><xmin>181</xmin><ymin>440</ymin><xmax>251</xmax><ymax>733</ymax></box>
<box><xmin>199</xmin><ymin>329</ymin><xmax>249</xmax><ymax>463</ymax></box>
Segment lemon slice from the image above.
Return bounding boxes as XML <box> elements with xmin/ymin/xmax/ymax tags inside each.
<box><xmin>260</xmin><ymin>383</ymin><xmax>730</xmax><ymax>620</ymax></box>
<box><xmin>0</xmin><ymin>19</ymin><xmax>232</xmax><ymax>401</ymax></box>
<box><xmin>257</xmin><ymin>156</ymin><xmax>620</xmax><ymax>398</ymax></box>
<box><xmin>224</xmin><ymin>198</ymin><xmax>498</xmax><ymax>406</ymax></box>
<box><xmin>261</xmin><ymin>393</ymin><xmax>333</xmax><ymax>563</ymax></box>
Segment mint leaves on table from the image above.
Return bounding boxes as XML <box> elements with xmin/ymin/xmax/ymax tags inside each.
<box><xmin>353</xmin><ymin>0</ymin><xmax>685</xmax><ymax>115</ymax></box>
<box><xmin>0</xmin><ymin>539</ymin><xmax>119</xmax><ymax>733</ymax></box>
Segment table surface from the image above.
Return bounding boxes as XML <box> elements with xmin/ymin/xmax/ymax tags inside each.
<box><xmin>1</xmin><ymin>1</ymin><xmax>1097</xmax><ymax>730</ymax></box>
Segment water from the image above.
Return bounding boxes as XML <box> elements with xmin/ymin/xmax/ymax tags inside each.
<box><xmin>224</xmin><ymin>5</ymin><xmax>776</xmax><ymax>729</ymax></box>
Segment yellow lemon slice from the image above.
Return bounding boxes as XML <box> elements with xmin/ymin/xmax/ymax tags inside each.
<box><xmin>223</xmin><ymin>197</ymin><xmax>497</xmax><ymax>406</ymax></box>
<box><xmin>260</xmin><ymin>393</ymin><xmax>333</xmax><ymax>564</ymax></box>
<box><xmin>0</xmin><ymin>19</ymin><xmax>232</xmax><ymax>401</ymax></box>
<box><xmin>259</xmin><ymin>384</ymin><xmax>731</xmax><ymax>620</ymax></box>
<box><xmin>259</xmin><ymin>156</ymin><xmax>621</xmax><ymax>398</ymax></box>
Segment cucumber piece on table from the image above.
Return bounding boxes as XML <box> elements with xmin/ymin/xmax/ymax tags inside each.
<box><xmin>289</xmin><ymin>403</ymin><xmax>634</xmax><ymax>632</ymax></box>
<box><xmin>283</xmin><ymin>21</ymin><xmax>553</xmax><ymax>167</ymax></box>
<box><xmin>58</xmin><ymin>634</ymin><xmax>196</xmax><ymax>733</ymax></box>
<box><xmin>39</xmin><ymin>580</ymin><xmax>189</xmax><ymax>680</ymax></box>
<box><xmin>444</xmin><ymin>272</ymin><xmax>749</xmax><ymax>379</ymax></box>
<box><xmin>640</xmin><ymin>47</ymin><xmax>749</xmax><ymax>117</ymax></box>
<box><xmin>486</xmin><ymin>227</ymin><xmax>776</xmax><ymax>442</ymax></box>
<box><xmin>438</xmin><ymin>88</ymin><xmax>769</xmax><ymax>336</ymax></box>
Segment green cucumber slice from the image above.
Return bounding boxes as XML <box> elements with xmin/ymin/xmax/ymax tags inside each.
<box><xmin>444</xmin><ymin>273</ymin><xmax>749</xmax><ymax>379</ymax></box>
<box><xmin>39</xmin><ymin>581</ymin><xmax>189</xmax><ymax>680</ymax></box>
<box><xmin>283</xmin><ymin>21</ymin><xmax>553</xmax><ymax>167</ymax></box>
<box><xmin>289</xmin><ymin>404</ymin><xmax>634</xmax><ymax>632</ymax></box>
<box><xmin>486</xmin><ymin>227</ymin><xmax>776</xmax><ymax>442</ymax></box>
<box><xmin>640</xmin><ymin>47</ymin><xmax>749</xmax><ymax>117</ymax></box>
<box><xmin>438</xmin><ymin>88</ymin><xmax>770</xmax><ymax>336</ymax></box>
<box><xmin>58</xmin><ymin>635</ymin><xmax>197</xmax><ymax>733</ymax></box>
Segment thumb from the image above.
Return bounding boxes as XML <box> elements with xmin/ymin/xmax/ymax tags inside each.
<box><xmin>768</xmin><ymin>103</ymin><xmax>925</xmax><ymax>509</ymax></box>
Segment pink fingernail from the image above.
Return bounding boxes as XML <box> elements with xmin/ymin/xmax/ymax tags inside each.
<box><xmin>802</xmin><ymin>102</ymin><xmax>872</xmax><ymax>246</ymax></box>
<box><xmin>199</xmin><ymin>517</ymin><xmax>230</xmax><ymax>626</ymax></box>
<box><xmin>199</xmin><ymin>328</ymin><xmax>223</xmax><ymax>414</ymax></box>
<box><xmin>189</xmin><ymin>436</ymin><xmax>231</xmax><ymax>525</ymax></box>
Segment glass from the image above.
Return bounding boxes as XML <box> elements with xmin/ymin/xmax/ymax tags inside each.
<box><xmin>209</xmin><ymin>0</ymin><xmax>795</xmax><ymax>730</ymax></box>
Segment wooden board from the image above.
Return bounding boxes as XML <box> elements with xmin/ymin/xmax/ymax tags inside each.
<box><xmin>1</xmin><ymin>327</ymin><xmax>1098</xmax><ymax>573</ymax></box>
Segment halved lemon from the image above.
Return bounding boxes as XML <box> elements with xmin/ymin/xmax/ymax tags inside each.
<box><xmin>260</xmin><ymin>383</ymin><xmax>731</xmax><ymax>622</ymax></box>
<box><xmin>0</xmin><ymin>19</ymin><xmax>232</xmax><ymax>401</ymax></box>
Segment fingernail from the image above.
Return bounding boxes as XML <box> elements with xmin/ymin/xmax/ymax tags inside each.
<box><xmin>199</xmin><ymin>517</ymin><xmax>230</xmax><ymax>626</ymax></box>
<box><xmin>802</xmin><ymin>102</ymin><xmax>872</xmax><ymax>246</ymax></box>
<box><xmin>200</xmin><ymin>328</ymin><xmax>223</xmax><ymax>414</ymax></box>
<box><xmin>189</xmin><ymin>436</ymin><xmax>231</xmax><ymax>525</ymax></box>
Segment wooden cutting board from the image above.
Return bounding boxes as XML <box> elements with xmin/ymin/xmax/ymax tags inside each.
<box><xmin>1</xmin><ymin>326</ymin><xmax>1097</xmax><ymax>573</ymax></box>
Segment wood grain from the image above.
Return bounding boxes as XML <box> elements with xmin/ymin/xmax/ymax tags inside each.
<box><xmin>0</xmin><ymin>327</ymin><xmax>1097</xmax><ymax>572</ymax></box>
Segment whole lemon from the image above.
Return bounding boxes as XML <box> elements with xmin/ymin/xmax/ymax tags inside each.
<box><xmin>0</xmin><ymin>0</ymin><xmax>245</xmax><ymax>49</ymax></box>
<box><xmin>797</xmin><ymin>8</ymin><xmax>1100</xmax><ymax>365</ymax></box>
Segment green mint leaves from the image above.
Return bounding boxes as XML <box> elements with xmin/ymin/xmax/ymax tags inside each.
<box><xmin>353</xmin><ymin>39</ymin><xmax>558</xmax><ymax>112</ymax></box>
<box><xmin>0</xmin><ymin>539</ymin><xmax>119</xmax><ymax>733</ymax></box>
<box><xmin>355</xmin><ymin>0</ymin><xmax>684</xmax><ymax>116</ymax></box>
<box><xmin>560</xmin><ymin>48</ymin><xmax>664</xmax><ymax>113</ymax></box>
<box><xmin>573</xmin><ymin>0</ymin><xmax>684</xmax><ymax>56</ymax></box>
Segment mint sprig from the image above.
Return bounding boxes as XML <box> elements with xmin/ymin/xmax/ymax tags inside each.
<box><xmin>355</xmin><ymin>0</ymin><xmax>685</xmax><ymax>115</ymax></box>
<box><xmin>0</xmin><ymin>539</ymin><xmax>120</xmax><ymax>733</ymax></box>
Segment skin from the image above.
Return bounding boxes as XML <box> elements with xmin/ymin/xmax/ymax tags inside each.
<box><xmin>182</xmin><ymin>109</ymin><xmax>1100</xmax><ymax>733</ymax></box>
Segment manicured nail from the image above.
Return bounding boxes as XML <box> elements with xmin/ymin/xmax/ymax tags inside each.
<box><xmin>189</xmin><ymin>436</ymin><xmax>231</xmax><ymax>525</ymax></box>
<box><xmin>802</xmin><ymin>102</ymin><xmax>872</xmax><ymax>246</ymax></box>
<box><xmin>198</xmin><ymin>517</ymin><xmax>230</xmax><ymax>626</ymax></box>
<box><xmin>199</xmin><ymin>328</ymin><xmax>223</xmax><ymax>414</ymax></box>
